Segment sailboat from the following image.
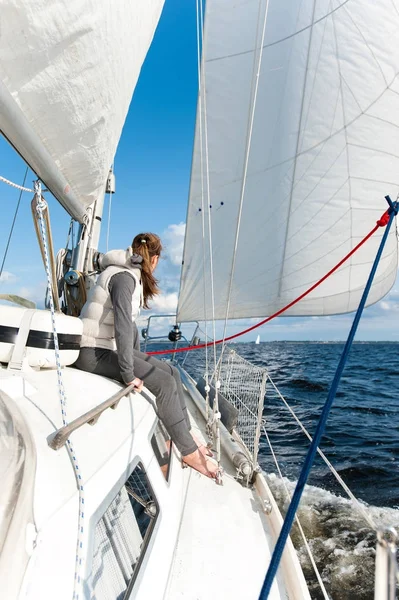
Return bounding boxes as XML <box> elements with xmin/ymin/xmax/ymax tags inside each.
<box><xmin>0</xmin><ymin>1</ymin><xmax>398</xmax><ymax>599</ymax></box>
<box><xmin>255</xmin><ymin>335</ymin><xmax>261</xmax><ymax>345</ymax></box>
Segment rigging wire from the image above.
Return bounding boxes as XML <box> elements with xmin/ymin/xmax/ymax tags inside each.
<box><xmin>0</xmin><ymin>166</ymin><xmax>29</xmax><ymax>283</ymax></box>
<box><xmin>196</xmin><ymin>0</ymin><xmax>210</xmax><ymax>418</ymax></box>
<box><xmin>200</xmin><ymin>0</ymin><xmax>218</xmax><ymax>378</ymax></box>
<box><xmin>219</xmin><ymin>0</ymin><xmax>270</xmax><ymax>358</ymax></box>
<box><xmin>262</xmin><ymin>422</ymin><xmax>331</xmax><ymax>600</ymax></box>
<box><xmin>196</xmin><ymin>0</ymin><xmax>222</xmax><ymax>465</ymax></box>
<box><xmin>106</xmin><ymin>165</ymin><xmax>113</xmax><ymax>252</ymax></box>
<box><xmin>267</xmin><ymin>375</ymin><xmax>378</xmax><ymax>531</ymax></box>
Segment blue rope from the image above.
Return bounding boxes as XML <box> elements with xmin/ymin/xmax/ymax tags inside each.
<box><xmin>259</xmin><ymin>198</ymin><xmax>398</xmax><ymax>599</ymax></box>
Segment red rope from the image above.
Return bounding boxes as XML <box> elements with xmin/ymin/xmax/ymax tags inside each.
<box><xmin>147</xmin><ymin>211</ymin><xmax>389</xmax><ymax>356</ymax></box>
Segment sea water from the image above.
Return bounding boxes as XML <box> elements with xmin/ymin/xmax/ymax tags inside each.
<box><xmin>180</xmin><ymin>341</ymin><xmax>399</xmax><ymax>600</ymax></box>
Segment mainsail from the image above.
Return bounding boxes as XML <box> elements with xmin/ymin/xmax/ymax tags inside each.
<box><xmin>0</xmin><ymin>0</ymin><xmax>165</xmax><ymax>222</ymax></box>
<box><xmin>178</xmin><ymin>0</ymin><xmax>399</xmax><ymax>322</ymax></box>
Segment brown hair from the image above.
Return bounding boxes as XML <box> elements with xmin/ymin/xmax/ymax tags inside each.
<box><xmin>131</xmin><ymin>233</ymin><xmax>163</xmax><ymax>309</ymax></box>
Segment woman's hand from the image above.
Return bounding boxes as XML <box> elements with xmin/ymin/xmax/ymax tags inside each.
<box><xmin>130</xmin><ymin>377</ymin><xmax>144</xmax><ymax>392</ymax></box>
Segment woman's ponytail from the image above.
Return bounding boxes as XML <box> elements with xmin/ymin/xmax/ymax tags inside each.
<box><xmin>131</xmin><ymin>233</ymin><xmax>162</xmax><ymax>309</ymax></box>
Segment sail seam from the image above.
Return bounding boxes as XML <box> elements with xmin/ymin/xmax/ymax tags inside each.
<box><xmin>206</xmin><ymin>0</ymin><xmax>351</xmax><ymax>62</ymax></box>
<box><xmin>341</xmin><ymin>2</ymin><xmax>389</xmax><ymax>87</ymax></box>
<box><xmin>299</xmin><ymin>0</ymin><xmax>332</xmax><ymax>152</ymax></box>
<box><xmin>185</xmin><ymin>71</ymin><xmax>399</xmax><ymax>205</ymax></box>
<box><xmin>331</xmin><ymin>7</ymin><xmax>353</xmax><ymax>313</ymax></box>
<box><xmin>277</xmin><ymin>0</ymin><xmax>318</xmax><ymax>297</ymax></box>
<box><xmin>185</xmin><ymin>72</ymin><xmax>399</xmax><ymax>196</ymax></box>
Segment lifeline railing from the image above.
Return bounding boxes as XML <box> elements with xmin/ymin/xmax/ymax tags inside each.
<box><xmin>141</xmin><ymin>314</ymin><xmax>201</xmax><ymax>364</ymax></box>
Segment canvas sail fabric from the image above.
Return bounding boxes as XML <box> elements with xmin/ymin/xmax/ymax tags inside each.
<box><xmin>0</xmin><ymin>0</ymin><xmax>164</xmax><ymax>221</ymax></box>
<box><xmin>178</xmin><ymin>0</ymin><xmax>399</xmax><ymax>322</ymax></box>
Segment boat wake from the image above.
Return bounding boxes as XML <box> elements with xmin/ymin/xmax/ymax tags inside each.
<box><xmin>265</xmin><ymin>474</ymin><xmax>399</xmax><ymax>600</ymax></box>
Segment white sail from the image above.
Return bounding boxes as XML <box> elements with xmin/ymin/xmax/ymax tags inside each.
<box><xmin>178</xmin><ymin>0</ymin><xmax>399</xmax><ymax>323</ymax></box>
<box><xmin>0</xmin><ymin>0</ymin><xmax>165</xmax><ymax>222</ymax></box>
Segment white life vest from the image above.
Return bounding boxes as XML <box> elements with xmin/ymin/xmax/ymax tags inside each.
<box><xmin>80</xmin><ymin>249</ymin><xmax>142</xmax><ymax>351</ymax></box>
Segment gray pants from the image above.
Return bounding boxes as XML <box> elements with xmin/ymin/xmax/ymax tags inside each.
<box><xmin>74</xmin><ymin>347</ymin><xmax>196</xmax><ymax>456</ymax></box>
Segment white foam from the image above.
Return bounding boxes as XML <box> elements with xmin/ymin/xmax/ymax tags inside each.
<box><xmin>265</xmin><ymin>474</ymin><xmax>399</xmax><ymax>598</ymax></box>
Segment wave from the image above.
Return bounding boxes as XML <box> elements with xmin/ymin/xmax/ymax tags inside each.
<box><xmin>288</xmin><ymin>378</ymin><xmax>328</xmax><ymax>392</ymax></box>
<box><xmin>338</xmin><ymin>404</ymin><xmax>396</xmax><ymax>416</ymax></box>
<box><xmin>266</xmin><ymin>474</ymin><xmax>399</xmax><ymax>600</ymax></box>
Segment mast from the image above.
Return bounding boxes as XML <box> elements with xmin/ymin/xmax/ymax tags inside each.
<box><xmin>71</xmin><ymin>168</ymin><xmax>114</xmax><ymax>273</ymax></box>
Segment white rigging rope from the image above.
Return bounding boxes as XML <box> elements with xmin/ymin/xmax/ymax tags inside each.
<box><xmin>219</xmin><ymin>0</ymin><xmax>270</xmax><ymax>354</ymax></box>
<box><xmin>196</xmin><ymin>0</ymin><xmax>210</xmax><ymax>417</ymax></box>
<box><xmin>34</xmin><ymin>182</ymin><xmax>86</xmax><ymax>598</ymax></box>
<box><xmin>199</xmin><ymin>1</ymin><xmax>218</xmax><ymax>376</ymax></box>
<box><xmin>195</xmin><ymin>0</ymin><xmax>221</xmax><ymax>467</ymax></box>
<box><xmin>0</xmin><ymin>174</ymin><xmax>34</xmax><ymax>192</ymax></box>
<box><xmin>262</xmin><ymin>422</ymin><xmax>331</xmax><ymax>600</ymax></box>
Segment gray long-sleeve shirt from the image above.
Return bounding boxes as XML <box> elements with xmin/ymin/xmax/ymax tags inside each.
<box><xmin>109</xmin><ymin>271</ymin><xmax>138</xmax><ymax>384</ymax></box>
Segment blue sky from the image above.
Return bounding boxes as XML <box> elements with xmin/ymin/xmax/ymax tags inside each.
<box><xmin>0</xmin><ymin>0</ymin><xmax>398</xmax><ymax>342</ymax></box>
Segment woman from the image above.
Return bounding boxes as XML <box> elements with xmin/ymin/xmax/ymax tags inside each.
<box><xmin>74</xmin><ymin>233</ymin><xmax>217</xmax><ymax>479</ymax></box>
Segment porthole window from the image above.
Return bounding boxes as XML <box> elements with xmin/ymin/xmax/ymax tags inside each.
<box><xmin>151</xmin><ymin>421</ymin><xmax>172</xmax><ymax>481</ymax></box>
<box><xmin>90</xmin><ymin>463</ymin><xmax>158</xmax><ymax>599</ymax></box>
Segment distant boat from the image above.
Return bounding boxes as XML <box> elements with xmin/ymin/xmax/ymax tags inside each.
<box><xmin>255</xmin><ymin>335</ymin><xmax>260</xmax><ymax>345</ymax></box>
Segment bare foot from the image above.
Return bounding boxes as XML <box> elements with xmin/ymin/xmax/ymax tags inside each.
<box><xmin>182</xmin><ymin>449</ymin><xmax>218</xmax><ymax>479</ymax></box>
<box><xmin>190</xmin><ymin>431</ymin><xmax>213</xmax><ymax>458</ymax></box>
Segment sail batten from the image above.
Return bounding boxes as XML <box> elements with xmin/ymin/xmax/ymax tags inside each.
<box><xmin>0</xmin><ymin>0</ymin><xmax>165</xmax><ymax>222</ymax></box>
<box><xmin>177</xmin><ymin>0</ymin><xmax>399</xmax><ymax>323</ymax></box>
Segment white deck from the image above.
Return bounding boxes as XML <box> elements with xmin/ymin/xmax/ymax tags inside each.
<box><xmin>163</xmin><ymin>390</ymin><xmax>302</xmax><ymax>600</ymax></box>
<box><xmin>165</xmin><ymin>461</ymin><xmax>284</xmax><ymax>600</ymax></box>
<box><xmin>0</xmin><ymin>361</ymin><xmax>309</xmax><ymax>600</ymax></box>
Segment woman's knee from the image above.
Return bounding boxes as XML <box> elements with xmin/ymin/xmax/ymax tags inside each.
<box><xmin>145</xmin><ymin>370</ymin><xmax>176</xmax><ymax>398</ymax></box>
<box><xmin>170</xmin><ymin>364</ymin><xmax>182</xmax><ymax>381</ymax></box>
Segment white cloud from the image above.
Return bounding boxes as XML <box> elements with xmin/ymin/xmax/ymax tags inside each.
<box><xmin>162</xmin><ymin>222</ymin><xmax>185</xmax><ymax>266</ymax></box>
<box><xmin>150</xmin><ymin>292</ymin><xmax>178</xmax><ymax>313</ymax></box>
<box><xmin>16</xmin><ymin>282</ymin><xmax>47</xmax><ymax>306</ymax></box>
<box><xmin>379</xmin><ymin>300</ymin><xmax>399</xmax><ymax>312</ymax></box>
<box><xmin>380</xmin><ymin>301</ymin><xmax>391</xmax><ymax>311</ymax></box>
<box><xmin>0</xmin><ymin>270</ymin><xmax>17</xmax><ymax>283</ymax></box>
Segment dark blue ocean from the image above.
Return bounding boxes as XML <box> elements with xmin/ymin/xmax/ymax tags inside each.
<box><xmin>176</xmin><ymin>341</ymin><xmax>399</xmax><ymax>599</ymax></box>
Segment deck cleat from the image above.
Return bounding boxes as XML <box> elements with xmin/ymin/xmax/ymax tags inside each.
<box><xmin>215</xmin><ymin>466</ymin><xmax>224</xmax><ymax>486</ymax></box>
